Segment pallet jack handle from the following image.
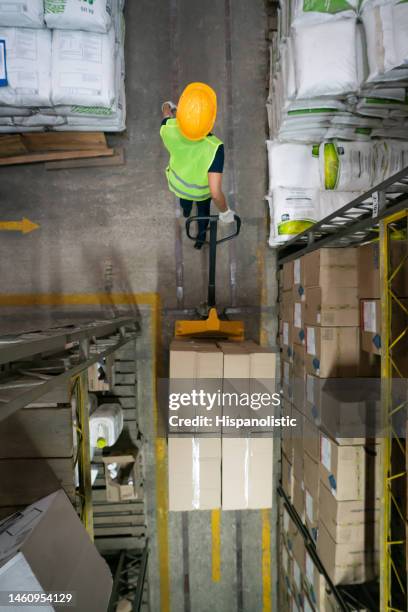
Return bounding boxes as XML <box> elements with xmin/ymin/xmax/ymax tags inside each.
<box><xmin>185</xmin><ymin>214</ymin><xmax>241</xmax><ymax>309</ymax></box>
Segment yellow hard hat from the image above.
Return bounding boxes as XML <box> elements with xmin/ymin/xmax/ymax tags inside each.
<box><xmin>176</xmin><ymin>82</ymin><xmax>217</xmax><ymax>141</ymax></box>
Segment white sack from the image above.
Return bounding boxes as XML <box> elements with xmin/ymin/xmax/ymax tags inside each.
<box><xmin>363</xmin><ymin>2</ymin><xmax>408</xmax><ymax>82</ymax></box>
<box><xmin>14</xmin><ymin>113</ymin><xmax>66</xmax><ymax>127</ymax></box>
<box><xmin>319</xmin><ymin>141</ymin><xmax>375</xmax><ymax>190</ymax></box>
<box><xmin>294</xmin><ymin>18</ymin><xmax>362</xmax><ymax>98</ymax></box>
<box><xmin>0</xmin><ymin>0</ymin><xmax>43</xmax><ymax>28</ymax></box>
<box><xmin>267</xmin><ymin>141</ymin><xmax>320</xmax><ymax>191</ymax></box>
<box><xmin>291</xmin><ymin>0</ymin><xmax>358</xmax><ymax>25</ymax></box>
<box><xmin>0</xmin><ymin>105</ymin><xmax>30</xmax><ymax>116</ymax></box>
<box><xmin>51</xmin><ymin>28</ymin><xmax>115</xmax><ymax>107</ymax></box>
<box><xmin>319</xmin><ymin>191</ymin><xmax>364</xmax><ymax>220</ymax></box>
<box><xmin>267</xmin><ymin>188</ymin><xmax>319</xmax><ymax>246</ymax></box>
<box><xmin>0</xmin><ymin>28</ymin><xmax>52</xmax><ymax>106</ymax></box>
<box><xmin>45</xmin><ymin>0</ymin><xmax>112</xmax><ymax>33</ymax></box>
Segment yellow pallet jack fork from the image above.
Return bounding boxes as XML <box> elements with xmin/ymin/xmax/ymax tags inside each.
<box><xmin>175</xmin><ymin>213</ymin><xmax>244</xmax><ymax>341</ymax></box>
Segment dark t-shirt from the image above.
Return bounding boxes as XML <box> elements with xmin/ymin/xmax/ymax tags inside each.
<box><xmin>161</xmin><ymin>117</ymin><xmax>224</xmax><ymax>173</ymax></box>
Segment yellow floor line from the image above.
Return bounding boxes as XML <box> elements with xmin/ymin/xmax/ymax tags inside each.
<box><xmin>262</xmin><ymin>509</ymin><xmax>272</xmax><ymax>612</ymax></box>
<box><xmin>211</xmin><ymin>509</ymin><xmax>221</xmax><ymax>582</ymax></box>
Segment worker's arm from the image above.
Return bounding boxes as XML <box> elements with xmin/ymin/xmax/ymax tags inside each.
<box><xmin>208</xmin><ymin>172</ymin><xmax>228</xmax><ymax>212</ymax></box>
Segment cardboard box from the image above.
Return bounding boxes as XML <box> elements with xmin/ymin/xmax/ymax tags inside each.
<box><xmin>291</xmin><ymin>529</ymin><xmax>306</xmax><ymax>605</ymax></box>
<box><xmin>303</xmin><ymin>451</ymin><xmax>319</xmax><ymax>536</ymax></box>
<box><xmin>293</xmin><ymin>301</ymin><xmax>306</xmax><ymax>346</ymax></box>
<box><xmin>292</xmin><ymin>406</ymin><xmax>304</xmax><ymax>483</ymax></box>
<box><xmin>317</xmin><ymin>520</ymin><xmax>379</xmax><ymax>585</ymax></box>
<box><xmin>168</xmin><ymin>437</ymin><xmax>221</xmax><ymax>511</ymax></box>
<box><xmin>282</xmin><ymin>451</ymin><xmax>294</xmax><ymax>500</ymax></box>
<box><xmin>319</xmin><ymin>481</ymin><xmax>379</xmax><ymax>545</ymax></box>
<box><xmin>0</xmin><ymin>491</ymin><xmax>112</xmax><ymax>611</ymax></box>
<box><xmin>282</xmin><ymin>502</ymin><xmax>299</xmax><ymax>552</ymax></box>
<box><xmin>304</xmin><ymin>549</ymin><xmax>326</xmax><ymax>610</ymax></box>
<box><xmin>281</xmin><ymin>357</ymin><xmax>293</xmax><ymax>402</ymax></box>
<box><xmin>280</xmin><ymin>319</ymin><xmax>293</xmax><ymax>360</ymax></box>
<box><xmin>358</xmin><ymin>241</ymin><xmax>408</xmax><ymax>299</ymax></box>
<box><xmin>293</xmin><ymin>257</ymin><xmax>305</xmax><ymax>302</ymax></box>
<box><xmin>304</xmin><ymin>286</ymin><xmax>359</xmax><ymax>327</ymax></box>
<box><xmin>292</xmin><ymin>342</ymin><xmax>306</xmax><ymax>414</ymax></box>
<box><xmin>169</xmin><ymin>339</ymin><xmax>223</xmax><ymax>433</ymax></box>
<box><xmin>360</xmin><ymin>300</ymin><xmax>408</xmax><ymax>375</ymax></box>
<box><xmin>222</xmin><ymin>438</ymin><xmax>273</xmax><ymax>510</ymax></box>
<box><xmin>303</xmin><ymin>248</ymin><xmax>358</xmax><ymax>289</ymax></box>
<box><xmin>306</xmin><ymin>375</ymin><xmax>381</xmax><ymax>441</ymax></box>
<box><xmin>319</xmin><ymin>435</ymin><xmax>366</xmax><ymax>501</ymax></box>
<box><xmin>280</xmin><ymin>290</ymin><xmax>294</xmax><ymax>323</ymax></box>
<box><xmin>303</xmin><ymin>417</ymin><xmax>320</xmax><ymax>463</ymax></box>
<box><xmin>219</xmin><ymin>341</ymin><xmax>277</xmax><ymax>433</ymax></box>
<box><xmin>102</xmin><ymin>451</ymin><xmax>142</xmax><ymax>502</ymax></box>
<box><xmin>283</xmin><ymin>261</ymin><xmax>294</xmax><ymax>291</ymax></box>
<box><xmin>279</xmin><ymin>570</ymin><xmax>292</xmax><ymax>612</ymax></box>
<box><xmin>293</xmin><ymin>475</ymin><xmax>304</xmax><ymax>520</ymax></box>
<box><xmin>305</xmin><ymin>326</ymin><xmax>360</xmax><ymax>378</ymax></box>
<box><xmin>282</xmin><ymin>400</ymin><xmax>293</xmax><ymax>461</ymax></box>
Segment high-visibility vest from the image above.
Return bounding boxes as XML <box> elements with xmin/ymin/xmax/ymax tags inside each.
<box><xmin>160</xmin><ymin>118</ymin><xmax>223</xmax><ymax>201</ymax></box>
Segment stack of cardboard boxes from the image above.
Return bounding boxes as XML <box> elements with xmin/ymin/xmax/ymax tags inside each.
<box><xmin>168</xmin><ymin>339</ymin><xmax>277</xmax><ymax>512</ymax></box>
<box><xmin>279</xmin><ymin>247</ymin><xmax>382</xmax><ymax>610</ymax></box>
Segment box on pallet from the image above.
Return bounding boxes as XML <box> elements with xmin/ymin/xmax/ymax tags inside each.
<box><xmin>292</xmin><ymin>406</ymin><xmax>303</xmax><ymax>483</ymax></box>
<box><xmin>282</xmin><ymin>451</ymin><xmax>294</xmax><ymax>501</ymax></box>
<box><xmin>222</xmin><ymin>438</ymin><xmax>273</xmax><ymax>510</ymax></box>
<box><xmin>319</xmin><ymin>481</ymin><xmax>379</xmax><ymax>546</ymax></box>
<box><xmin>168</xmin><ymin>437</ymin><xmax>221</xmax><ymax>511</ymax></box>
<box><xmin>304</xmin><ymin>286</ymin><xmax>359</xmax><ymax>327</ymax></box>
<box><xmin>317</xmin><ymin>519</ymin><xmax>379</xmax><ymax>585</ymax></box>
<box><xmin>281</xmin><ymin>399</ymin><xmax>293</xmax><ymax>460</ymax></box>
<box><xmin>303</xmin><ymin>248</ymin><xmax>358</xmax><ymax>289</ymax></box>
<box><xmin>305</xmin><ymin>326</ymin><xmax>360</xmax><ymax>378</ymax></box>
<box><xmin>305</xmin><ymin>375</ymin><xmax>381</xmax><ymax>441</ymax></box>
<box><xmin>303</xmin><ymin>450</ymin><xmax>319</xmax><ymax>538</ymax></box>
<box><xmin>319</xmin><ymin>435</ymin><xmax>380</xmax><ymax>502</ymax></box>
<box><xmin>293</xmin><ymin>300</ymin><xmax>305</xmax><ymax>346</ymax></box>
<box><xmin>304</xmin><ymin>549</ymin><xmax>327</xmax><ymax>611</ymax></box>
<box><xmin>291</xmin><ymin>529</ymin><xmax>306</xmax><ymax>609</ymax></box>
<box><xmin>293</xmin><ymin>475</ymin><xmax>304</xmax><ymax>520</ymax></box>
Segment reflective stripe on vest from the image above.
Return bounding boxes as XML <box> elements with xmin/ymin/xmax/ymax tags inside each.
<box><xmin>160</xmin><ymin>118</ymin><xmax>222</xmax><ymax>201</ymax></box>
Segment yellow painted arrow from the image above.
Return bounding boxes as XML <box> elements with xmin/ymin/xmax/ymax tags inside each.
<box><xmin>0</xmin><ymin>218</ymin><xmax>39</xmax><ymax>234</ymax></box>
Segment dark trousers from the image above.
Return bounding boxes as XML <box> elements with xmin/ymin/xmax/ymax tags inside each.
<box><xmin>180</xmin><ymin>197</ymin><xmax>211</xmax><ymax>242</ymax></box>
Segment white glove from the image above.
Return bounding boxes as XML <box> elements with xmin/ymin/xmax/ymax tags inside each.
<box><xmin>161</xmin><ymin>100</ymin><xmax>177</xmax><ymax>115</ymax></box>
<box><xmin>219</xmin><ymin>208</ymin><xmax>235</xmax><ymax>224</ymax></box>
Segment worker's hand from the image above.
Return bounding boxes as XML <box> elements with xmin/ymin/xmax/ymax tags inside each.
<box><xmin>162</xmin><ymin>101</ymin><xmax>177</xmax><ymax>118</ymax></box>
<box><xmin>219</xmin><ymin>209</ymin><xmax>235</xmax><ymax>224</ymax></box>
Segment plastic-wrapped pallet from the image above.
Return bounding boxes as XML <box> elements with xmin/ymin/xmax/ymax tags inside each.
<box><xmin>44</xmin><ymin>0</ymin><xmax>112</xmax><ymax>33</ymax></box>
<box><xmin>0</xmin><ymin>27</ymin><xmax>52</xmax><ymax>106</ymax></box>
<box><xmin>267</xmin><ymin>188</ymin><xmax>319</xmax><ymax>246</ymax></box>
<box><xmin>362</xmin><ymin>0</ymin><xmax>408</xmax><ymax>82</ymax></box>
<box><xmin>0</xmin><ymin>0</ymin><xmax>43</xmax><ymax>28</ymax></box>
<box><xmin>267</xmin><ymin>140</ymin><xmax>320</xmax><ymax>191</ymax></box>
<box><xmin>51</xmin><ymin>27</ymin><xmax>116</xmax><ymax>107</ymax></box>
<box><xmin>293</xmin><ymin>17</ymin><xmax>362</xmax><ymax>98</ymax></box>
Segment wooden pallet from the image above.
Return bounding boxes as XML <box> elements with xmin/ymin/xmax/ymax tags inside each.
<box><xmin>0</xmin><ymin>132</ymin><xmax>115</xmax><ymax>166</ymax></box>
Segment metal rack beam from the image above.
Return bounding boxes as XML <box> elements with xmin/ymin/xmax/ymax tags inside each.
<box><xmin>276</xmin><ymin>167</ymin><xmax>408</xmax><ymax>264</ymax></box>
<box><xmin>379</xmin><ymin>211</ymin><xmax>408</xmax><ymax>612</ymax></box>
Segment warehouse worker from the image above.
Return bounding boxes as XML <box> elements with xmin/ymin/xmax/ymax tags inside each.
<box><xmin>160</xmin><ymin>82</ymin><xmax>235</xmax><ymax>249</ymax></box>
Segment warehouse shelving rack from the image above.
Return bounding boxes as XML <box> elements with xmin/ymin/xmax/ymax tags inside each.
<box><xmin>0</xmin><ymin>317</ymin><xmax>138</xmax><ymax>539</ymax></box>
<box><xmin>277</xmin><ymin>167</ymin><xmax>408</xmax><ymax>612</ymax></box>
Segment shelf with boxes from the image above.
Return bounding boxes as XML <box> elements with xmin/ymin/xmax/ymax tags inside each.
<box><xmin>278</xmin><ymin>244</ymin><xmax>398</xmax><ymax>611</ymax></box>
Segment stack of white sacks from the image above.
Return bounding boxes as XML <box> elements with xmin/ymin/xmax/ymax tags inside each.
<box><xmin>0</xmin><ymin>0</ymin><xmax>126</xmax><ymax>132</ymax></box>
<box><xmin>267</xmin><ymin>0</ymin><xmax>408</xmax><ymax>246</ymax></box>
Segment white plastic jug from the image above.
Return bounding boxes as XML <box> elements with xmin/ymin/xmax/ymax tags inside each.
<box><xmin>90</xmin><ymin>403</ymin><xmax>124</xmax><ymax>449</ymax></box>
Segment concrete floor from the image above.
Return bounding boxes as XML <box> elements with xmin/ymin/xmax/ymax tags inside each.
<box><xmin>0</xmin><ymin>1</ymin><xmax>279</xmax><ymax>610</ymax></box>
<box><xmin>0</xmin><ymin>0</ymin><xmax>276</xmax><ymax>344</ymax></box>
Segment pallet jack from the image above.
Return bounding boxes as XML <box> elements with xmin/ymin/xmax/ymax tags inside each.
<box><xmin>175</xmin><ymin>213</ymin><xmax>244</xmax><ymax>340</ymax></box>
